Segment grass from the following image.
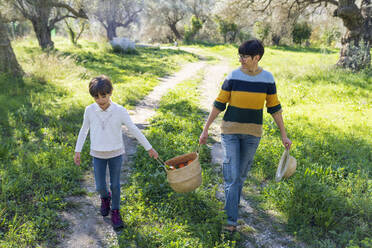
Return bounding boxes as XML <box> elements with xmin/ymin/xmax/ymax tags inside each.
<box><xmin>0</xmin><ymin>36</ymin><xmax>197</xmax><ymax>247</ymax></box>
<box><xmin>1</xmin><ymin>36</ymin><xmax>371</xmax><ymax>247</ymax></box>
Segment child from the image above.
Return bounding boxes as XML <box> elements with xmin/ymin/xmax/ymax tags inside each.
<box><xmin>74</xmin><ymin>75</ymin><xmax>158</xmax><ymax>229</ymax></box>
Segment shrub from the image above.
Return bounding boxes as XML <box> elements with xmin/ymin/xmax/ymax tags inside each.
<box><xmin>253</xmin><ymin>21</ymin><xmax>271</xmax><ymax>45</ymax></box>
<box><xmin>184</xmin><ymin>15</ymin><xmax>203</xmax><ymax>44</ymax></box>
<box><xmin>292</xmin><ymin>22</ymin><xmax>312</xmax><ymax>45</ymax></box>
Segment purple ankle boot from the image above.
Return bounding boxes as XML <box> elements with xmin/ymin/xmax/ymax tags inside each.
<box><xmin>100</xmin><ymin>192</ymin><xmax>111</xmax><ymax>216</ymax></box>
<box><xmin>111</xmin><ymin>209</ymin><xmax>124</xmax><ymax>229</ymax></box>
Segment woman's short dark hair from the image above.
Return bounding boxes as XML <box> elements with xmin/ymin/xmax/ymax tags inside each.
<box><xmin>89</xmin><ymin>75</ymin><xmax>113</xmax><ymax>97</ymax></box>
<box><xmin>238</xmin><ymin>39</ymin><xmax>264</xmax><ymax>60</ymax></box>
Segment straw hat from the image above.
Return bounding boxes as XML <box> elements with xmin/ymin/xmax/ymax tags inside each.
<box><xmin>275</xmin><ymin>149</ymin><xmax>297</xmax><ymax>182</ymax></box>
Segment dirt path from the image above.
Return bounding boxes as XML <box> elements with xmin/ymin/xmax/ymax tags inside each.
<box><xmin>58</xmin><ymin>60</ymin><xmax>207</xmax><ymax>248</ymax></box>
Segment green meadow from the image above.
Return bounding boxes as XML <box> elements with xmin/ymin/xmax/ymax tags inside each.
<box><xmin>0</xmin><ymin>37</ymin><xmax>371</xmax><ymax>247</ymax></box>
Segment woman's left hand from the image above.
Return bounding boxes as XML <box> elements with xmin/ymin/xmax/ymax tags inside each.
<box><xmin>148</xmin><ymin>148</ymin><xmax>159</xmax><ymax>159</ymax></box>
<box><xmin>282</xmin><ymin>137</ymin><xmax>292</xmax><ymax>150</ymax></box>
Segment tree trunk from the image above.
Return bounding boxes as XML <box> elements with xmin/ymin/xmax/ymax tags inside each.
<box><xmin>169</xmin><ymin>23</ymin><xmax>182</xmax><ymax>40</ymax></box>
<box><xmin>31</xmin><ymin>17</ymin><xmax>54</xmax><ymax>49</ymax></box>
<box><xmin>106</xmin><ymin>22</ymin><xmax>117</xmax><ymax>41</ymax></box>
<box><xmin>0</xmin><ymin>18</ymin><xmax>24</xmax><ymax>77</ymax></box>
<box><xmin>334</xmin><ymin>0</ymin><xmax>371</xmax><ymax>70</ymax></box>
<box><xmin>272</xmin><ymin>34</ymin><xmax>281</xmax><ymax>45</ymax></box>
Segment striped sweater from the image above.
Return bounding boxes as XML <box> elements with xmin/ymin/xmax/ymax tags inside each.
<box><xmin>214</xmin><ymin>68</ymin><xmax>282</xmax><ymax>137</ymax></box>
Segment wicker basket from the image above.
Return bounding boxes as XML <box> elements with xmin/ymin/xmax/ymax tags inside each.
<box><xmin>164</xmin><ymin>152</ymin><xmax>202</xmax><ymax>193</ymax></box>
<box><xmin>275</xmin><ymin>149</ymin><xmax>297</xmax><ymax>182</ymax></box>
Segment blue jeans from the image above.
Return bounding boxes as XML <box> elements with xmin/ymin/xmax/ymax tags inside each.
<box><xmin>92</xmin><ymin>155</ymin><xmax>123</xmax><ymax>210</ymax></box>
<box><xmin>221</xmin><ymin>134</ymin><xmax>261</xmax><ymax>226</ymax></box>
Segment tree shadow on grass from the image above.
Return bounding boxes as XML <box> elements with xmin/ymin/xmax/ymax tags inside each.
<box><xmin>158</xmin><ymin>99</ymin><xmax>205</xmax><ymax>118</ymax></box>
<box><xmin>61</xmin><ymin>47</ymin><xmax>199</xmax><ymax>82</ymax></box>
<box><xmin>298</xmin><ymin>66</ymin><xmax>372</xmax><ymax>91</ymax></box>
<box><xmin>0</xmin><ymin>73</ymin><xmax>90</xmax><ymax>246</ymax></box>
<box><xmin>270</xmin><ymin>45</ymin><xmax>338</xmax><ymax>54</ymax></box>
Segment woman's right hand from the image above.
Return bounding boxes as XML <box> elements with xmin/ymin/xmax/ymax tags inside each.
<box><xmin>74</xmin><ymin>152</ymin><xmax>81</xmax><ymax>166</ymax></box>
<box><xmin>199</xmin><ymin>130</ymin><xmax>208</xmax><ymax>144</ymax></box>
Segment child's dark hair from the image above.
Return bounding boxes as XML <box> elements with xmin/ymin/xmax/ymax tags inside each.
<box><xmin>89</xmin><ymin>75</ymin><xmax>113</xmax><ymax>97</ymax></box>
<box><xmin>238</xmin><ymin>39</ymin><xmax>264</xmax><ymax>60</ymax></box>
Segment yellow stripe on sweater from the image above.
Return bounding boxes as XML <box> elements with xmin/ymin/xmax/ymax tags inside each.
<box><xmin>215</xmin><ymin>89</ymin><xmax>230</xmax><ymax>103</ymax></box>
<box><xmin>266</xmin><ymin>94</ymin><xmax>280</xmax><ymax>107</ymax></box>
<box><xmin>229</xmin><ymin>91</ymin><xmax>267</xmax><ymax>109</ymax></box>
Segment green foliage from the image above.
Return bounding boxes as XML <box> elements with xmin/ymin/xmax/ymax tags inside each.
<box><xmin>118</xmin><ymin>75</ymin><xmax>237</xmax><ymax>247</ymax></box>
<box><xmin>184</xmin><ymin>15</ymin><xmax>203</xmax><ymax>44</ymax></box>
<box><xmin>215</xmin><ymin>17</ymin><xmax>238</xmax><ymax>43</ymax></box>
<box><xmin>237</xmin><ymin>30</ymin><xmax>252</xmax><ymax>44</ymax></box>
<box><xmin>292</xmin><ymin>22</ymin><xmax>312</xmax><ymax>45</ymax></box>
<box><xmin>321</xmin><ymin>27</ymin><xmax>341</xmax><ymax>47</ymax></box>
<box><xmin>0</xmin><ymin>36</ymin><xmax>198</xmax><ymax>247</ymax></box>
<box><xmin>253</xmin><ymin>22</ymin><xmax>271</xmax><ymax>44</ymax></box>
<box><xmin>310</xmin><ymin>25</ymin><xmax>342</xmax><ymax>48</ymax></box>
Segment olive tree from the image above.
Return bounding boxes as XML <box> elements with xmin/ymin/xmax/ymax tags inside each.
<box><xmin>233</xmin><ymin>0</ymin><xmax>372</xmax><ymax>70</ymax></box>
<box><xmin>0</xmin><ymin>14</ymin><xmax>23</xmax><ymax>77</ymax></box>
<box><xmin>91</xmin><ymin>0</ymin><xmax>143</xmax><ymax>41</ymax></box>
<box><xmin>12</xmin><ymin>0</ymin><xmax>88</xmax><ymax>49</ymax></box>
<box><xmin>145</xmin><ymin>0</ymin><xmax>189</xmax><ymax>40</ymax></box>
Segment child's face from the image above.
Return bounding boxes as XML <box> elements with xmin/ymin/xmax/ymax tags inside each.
<box><xmin>94</xmin><ymin>93</ymin><xmax>112</xmax><ymax>110</ymax></box>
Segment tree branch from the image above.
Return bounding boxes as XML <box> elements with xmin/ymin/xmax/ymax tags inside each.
<box><xmin>50</xmin><ymin>14</ymin><xmax>76</xmax><ymax>27</ymax></box>
<box><xmin>51</xmin><ymin>2</ymin><xmax>88</xmax><ymax>19</ymax></box>
<box><xmin>97</xmin><ymin>18</ymin><xmax>108</xmax><ymax>29</ymax></box>
<box><xmin>253</xmin><ymin>0</ymin><xmax>273</xmax><ymax>12</ymax></box>
<box><xmin>295</xmin><ymin>0</ymin><xmax>338</xmax><ymax>7</ymax></box>
<box><xmin>13</xmin><ymin>0</ymin><xmax>32</xmax><ymax>19</ymax></box>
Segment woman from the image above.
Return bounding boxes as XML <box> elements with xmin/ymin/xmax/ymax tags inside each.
<box><xmin>199</xmin><ymin>39</ymin><xmax>292</xmax><ymax>232</ymax></box>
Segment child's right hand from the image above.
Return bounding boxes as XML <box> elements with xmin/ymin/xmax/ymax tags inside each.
<box><xmin>74</xmin><ymin>152</ymin><xmax>81</xmax><ymax>166</ymax></box>
<box><xmin>148</xmin><ymin>148</ymin><xmax>159</xmax><ymax>159</ymax></box>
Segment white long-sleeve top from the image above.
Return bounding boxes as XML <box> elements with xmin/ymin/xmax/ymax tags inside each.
<box><xmin>75</xmin><ymin>102</ymin><xmax>152</xmax><ymax>156</ymax></box>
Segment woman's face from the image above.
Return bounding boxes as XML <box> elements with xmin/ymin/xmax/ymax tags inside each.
<box><xmin>239</xmin><ymin>54</ymin><xmax>260</xmax><ymax>68</ymax></box>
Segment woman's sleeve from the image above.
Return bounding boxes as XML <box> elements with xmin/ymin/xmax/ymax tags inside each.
<box><xmin>266</xmin><ymin>82</ymin><xmax>282</xmax><ymax>114</ymax></box>
<box><xmin>75</xmin><ymin>107</ymin><xmax>90</xmax><ymax>152</ymax></box>
<box><xmin>213</xmin><ymin>79</ymin><xmax>231</xmax><ymax>111</ymax></box>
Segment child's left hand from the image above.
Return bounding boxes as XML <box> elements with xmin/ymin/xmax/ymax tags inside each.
<box><xmin>148</xmin><ymin>148</ymin><xmax>159</xmax><ymax>159</ymax></box>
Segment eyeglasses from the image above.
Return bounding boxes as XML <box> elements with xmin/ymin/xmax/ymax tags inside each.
<box><xmin>238</xmin><ymin>54</ymin><xmax>251</xmax><ymax>59</ymax></box>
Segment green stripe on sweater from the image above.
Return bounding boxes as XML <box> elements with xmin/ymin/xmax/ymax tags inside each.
<box><xmin>223</xmin><ymin>105</ymin><xmax>263</xmax><ymax>124</ymax></box>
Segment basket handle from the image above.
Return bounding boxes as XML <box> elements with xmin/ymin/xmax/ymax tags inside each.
<box><xmin>155</xmin><ymin>157</ymin><xmax>169</xmax><ymax>171</ymax></box>
<box><xmin>196</xmin><ymin>144</ymin><xmax>201</xmax><ymax>154</ymax></box>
